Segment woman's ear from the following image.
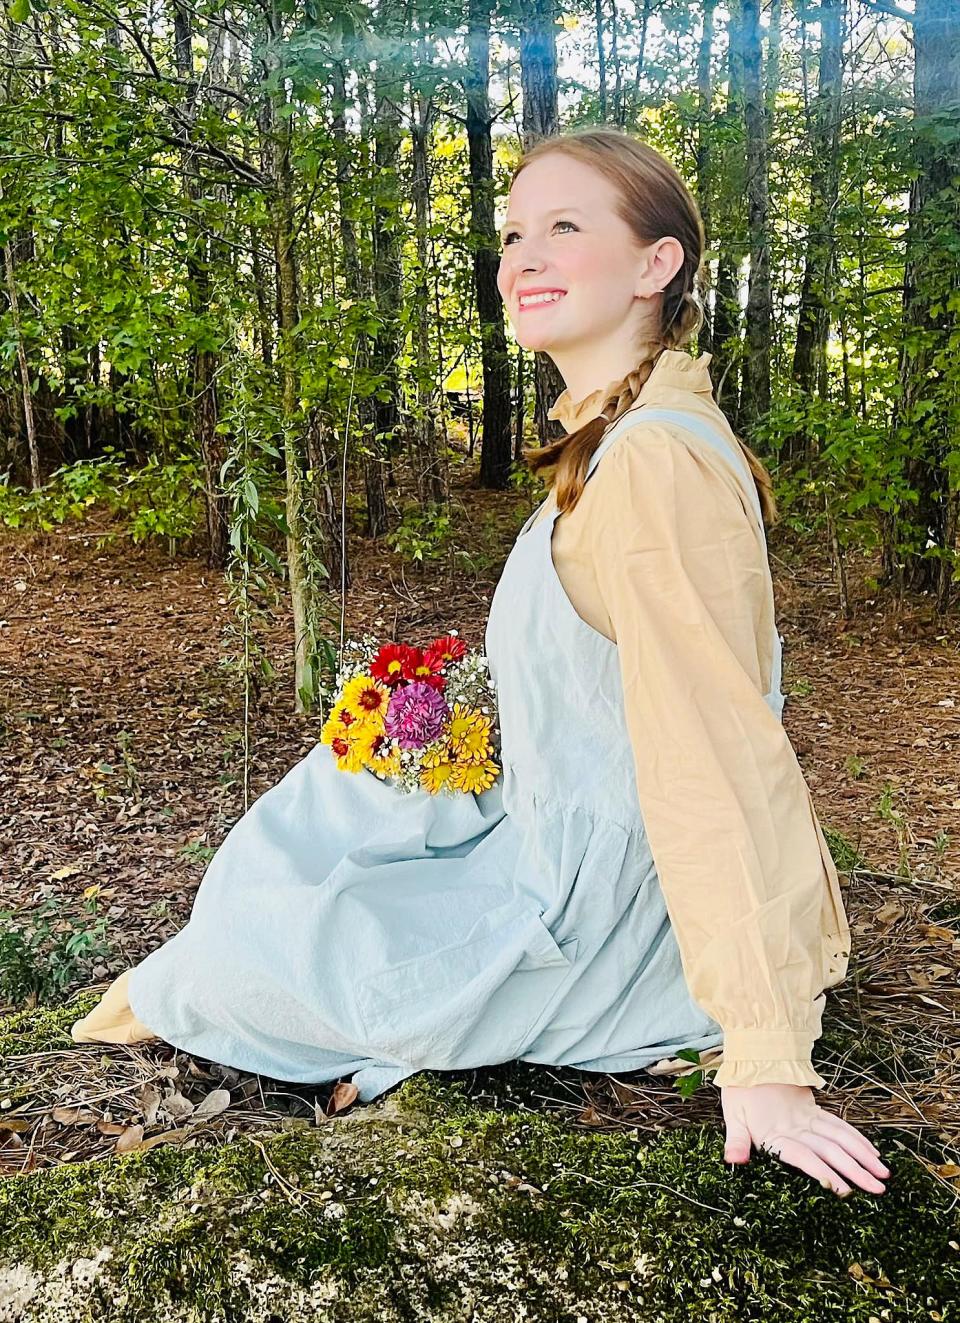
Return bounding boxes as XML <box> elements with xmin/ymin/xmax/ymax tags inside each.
<box><xmin>636</xmin><ymin>236</ymin><xmax>685</xmax><ymax>298</ymax></box>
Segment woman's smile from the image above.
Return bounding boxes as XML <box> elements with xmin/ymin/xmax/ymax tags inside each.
<box><xmin>517</xmin><ymin>289</ymin><xmax>568</xmax><ymax>311</ymax></box>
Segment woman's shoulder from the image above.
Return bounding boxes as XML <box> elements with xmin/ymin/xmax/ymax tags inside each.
<box><xmin>602</xmin><ymin>403</ymin><xmax>756</xmax><ymax>516</ymax></box>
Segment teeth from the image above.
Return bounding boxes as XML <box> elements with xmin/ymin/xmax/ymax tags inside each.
<box><xmin>519</xmin><ymin>291</ymin><xmax>565</xmax><ymax>307</ymax></box>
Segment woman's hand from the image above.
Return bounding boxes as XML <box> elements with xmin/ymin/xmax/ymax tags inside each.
<box><xmin>721</xmin><ymin>1082</ymin><xmax>890</xmax><ymax>1196</ymax></box>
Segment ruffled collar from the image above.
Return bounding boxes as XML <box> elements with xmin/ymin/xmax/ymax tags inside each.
<box><xmin>546</xmin><ymin>350</ymin><xmax>714</xmax><ymax>434</ymax></box>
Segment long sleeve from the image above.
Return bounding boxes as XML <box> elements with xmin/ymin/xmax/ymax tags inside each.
<box><xmin>588</xmin><ymin>427</ymin><xmax>850</xmax><ymax>1089</ymax></box>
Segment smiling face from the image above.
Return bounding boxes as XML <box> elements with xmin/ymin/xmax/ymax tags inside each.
<box><xmin>496</xmin><ymin>152</ymin><xmax>684</xmax><ymax>402</ymax></box>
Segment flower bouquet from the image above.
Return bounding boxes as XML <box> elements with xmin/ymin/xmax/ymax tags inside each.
<box><xmin>319</xmin><ymin>631</ymin><xmax>501</xmax><ymax>796</ymax></box>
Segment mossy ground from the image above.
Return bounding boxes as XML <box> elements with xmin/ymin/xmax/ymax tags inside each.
<box><xmin>2</xmin><ymin>1001</ymin><xmax>959</xmax><ymax>1322</ymax></box>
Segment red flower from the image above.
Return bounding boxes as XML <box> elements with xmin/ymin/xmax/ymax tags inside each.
<box><xmin>428</xmin><ymin>634</ymin><xmax>468</xmax><ymax>665</ymax></box>
<box><xmin>409</xmin><ymin>649</ymin><xmax>446</xmax><ymax>685</ymax></box>
<box><xmin>370</xmin><ymin>642</ymin><xmax>417</xmax><ymax>688</ymax></box>
<box><xmin>370</xmin><ymin>636</ymin><xmax>464</xmax><ymax>691</ymax></box>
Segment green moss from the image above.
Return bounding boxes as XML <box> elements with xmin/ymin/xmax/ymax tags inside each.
<box><xmin>2</xmin><ymin>1011</ymin><xmax>959</xmax><ymax>1321</ymax></box>
<box><xmin>0</xmin><ymin>989</ymin><xmax>101</xmax><ymax>1058</ymax></box>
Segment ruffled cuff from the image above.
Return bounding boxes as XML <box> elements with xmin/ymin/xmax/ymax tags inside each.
<box><xmin>708</xmin><ymin>1028</ymin><xmax>826</xmax><ymax>1090</ymax></box>
<box><xmin>711</xmin><ymin>1057</ymin><xmax>826</xmax><ymax>1089</ymax></box>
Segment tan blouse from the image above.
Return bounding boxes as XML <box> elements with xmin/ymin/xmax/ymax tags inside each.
<box><xmin>72</xmin><ymin>349</ymin><xmax>851</xmax><ymax>1092</ymax></box>
<box><xmin>539</xmin><ymin>349</ymin><xmax>851</xmax><ymax>1088</ymax></box>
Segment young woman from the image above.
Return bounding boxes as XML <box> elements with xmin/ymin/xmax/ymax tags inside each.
<box><xmin>73</xmin><ymin>127</ymin><xmax>889</xmax><ymax>1199</ymax></box>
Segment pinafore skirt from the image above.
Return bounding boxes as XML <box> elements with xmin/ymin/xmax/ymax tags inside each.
<box><xmin>114</xmin><ymin>407</ymin><xmax>784</xmax><ymax>1101</ymax></box>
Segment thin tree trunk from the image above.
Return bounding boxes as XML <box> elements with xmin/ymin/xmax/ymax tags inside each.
<box><xmin>711</xmin><ymin>2</ymin><xmax>747</xmax><ymax>422</ymax></box>
<box><xmin>172</xmin><ymin>0</ymin><xmax>229</xmax><ymax>568</ymax></box>
<box><xmin>368</xmin><ymin>0</ymin><xmax>405</xmax><ymax>521</ymax></box>
<box><xmin>792</xmin><ymin>0</ymin><xmax>843</xmax><ymax>409</ymax></box>
<box><xmin>1</xmin><ymin>230</ymin><xmax>40</xmax><ymax>488</ymax></box>
<box><xmin>520</xmin><ymin>0</ymin><xmax>566</xmax><ymax>443</ymax></box>
<box><xmin>259</xmin><ymin>64</ymin><xmax>313</xmax><ymax>711</ymax></box>
<box><xmin>695</xmin><ymin>0</ymin><xmax>718</xmax><ymax>356</ymax></box>
<box><xmin>467</xmin><ymin>0</ymin><xmax>513</xmax><ymax>489</ymax></box>
<box><xmin>594</xmin><ymin>0</ymin><xmax>608</xmax><ymax>121</ymax></box>
<box><xmin>410</xmin><ymin>38</ymin><xmax>445</xmax><ymax>507</ymax></box>
<box><xmin>739</xmin><ymin>0</ymin><xmax>773</xmax><ymax>429</ymax></box>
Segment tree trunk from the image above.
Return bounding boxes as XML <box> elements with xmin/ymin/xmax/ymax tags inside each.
<box><xmin>594</xmin><ymin>0</ymin><xmax>608</xmax><ymax>122</ymax></box>
<box><xmin>368</xmin><ymin>0</ymin><xmax>405</xmax><ymax>524</ymax></box>
<box><xmin>695</xmin><ymin>0</ymin><xmax>718</xmax><ymax>356</ymax></box>
<box><xmin>1</xmin><ymin>230</ymin><xmax>40</xmax><ymax>488</ymax></box>
<box><xmin>710</xmin><ymin>2</ymin><xmax>747</xmax><ymax>423</ymax></box>
<box><xmin>259</xmin><ymin>71</ymin><xmax>313</xmax><ymax>711</ymax></box>
<box><xmin>171</xmin><ymin>0</ymin><xmax>229</xmax><ymax>569</ymax></box>
<box><xmin>410</xmin><ymin>38</ymin><xmax>445</xmax><ymax>508</ymax></box>
<box><xmin>792</xmin><ymin>0</ymin><xmax>843</xmax><ymax>411</ymax></box>
<box><xmin>520</xmin><ymin>0</ymin><xmax>566</xmax><ymax>443</ymax></box>
<box><xmin>467</xmin><ymin>0</ymin><xmax>514</xmax><ymax>490</ymax></box>
<box><xmin>739</xmin><ymin>0</ymin><xmax>773</xmax><ymax>430</ymax></box>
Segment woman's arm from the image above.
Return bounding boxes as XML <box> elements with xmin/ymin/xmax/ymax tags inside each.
<box><xmin>588</xmin><ymin>426</ymin><xmax>887</xmax><ymax>1196</ymax></box>
<box><xmin>589</xmin><ymin>425</ymin><xmax>850</xmax><ymax>1086</ymax></box>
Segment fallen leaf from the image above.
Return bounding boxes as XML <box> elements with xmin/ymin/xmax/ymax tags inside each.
<box><xmin>115</xmin><ymin>1124</ymin><xmax>144</xmax><ymax>1153</ymax></box>
<box><xmin>935</xmin><ymin>1163</ymin><xmax>960</xmax><ymax>1179</ymax></box>
<box><xmin>326</xmin><ymin>1082</ymin><xmax>359</xmax><ymax>1116</ymax></box>
<box><xmin>874</xmin><ymin>899</ymin><xmax>905</xmax><ymax>926</ymax></box>
<box><xmin>138</xmin><ymin>1127</ymin><xmax>191</xmax><ymax>1151</ymax></box>
<box><xmin>0</xmin><ymin>1119</ymin><xmax>29</xmax><ymax>1134</ymax></box>
<box><xmin>924</xmin><ymin>925</ymin><xmax>957</xmax><ymax>942</ymax></box>
<box><xmin>138</xmin><ymin>1083</ymin><xmax>161</xmax><ymax>1127</ymax></box>
<box><xmin>96</xmin><ymin>1121</ymin><xmax>129</xmax><ymax>1136</ymax></box>
<box><xmin>190</xmin><ymin>1088</ymin><xmax>231</xmax><ymax>1122</ymax></box>
<box><xmin>51</xmin><ymin>1106</ymin><xmax>99</xmax><ymax>1126</ymax></box>
<box><xmin>161</xmin><ymin>1091</ymin><xmax>195</xmax><ymax>1120</ymax></box>
<box><xmin>50</xmin><ymin>864</ymin><xmax>82</xmax><ymax>881</ymax></box>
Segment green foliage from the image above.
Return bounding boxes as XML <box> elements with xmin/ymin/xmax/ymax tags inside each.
<box><xmin>754</xmin><ymin>394</ymin><xmax>903</xmax><ymax>547</ymax></box>
<box><xmin>0</xmin><ymin>450</ymin><xmax>204</xmax><ymax>547</ymax></box>
<box><xmin>0</xmin><ymin>890</ymin><xmax>112</xmax><ymax>1010</ymax></box>
<box><xmin>671</xmin><ymin>1047</ymin><xmax>718</xmax><ymax>1097</ymax></box>
<box><xmin>385</xmin><ymin>499</ymin><xmax>455</xmax><ymax>564</ymax></box>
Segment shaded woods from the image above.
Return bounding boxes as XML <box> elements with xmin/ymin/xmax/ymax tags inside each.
<box><xmin>1</xmin><ymin>0</ymin><xmax>958</xmax><ymax>712</ymax></box>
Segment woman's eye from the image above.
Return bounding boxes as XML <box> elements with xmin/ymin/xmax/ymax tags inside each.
<box><xmin>502</xmin><ymin>219</ymin><xmax>577</xmax><ymax>246</ymax></box>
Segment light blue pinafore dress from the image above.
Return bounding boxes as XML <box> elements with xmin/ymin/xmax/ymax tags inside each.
<box><xmin>125</xmin><ymin>407</ymin><xmax>785</xmax><ymax>1102</ymax></box>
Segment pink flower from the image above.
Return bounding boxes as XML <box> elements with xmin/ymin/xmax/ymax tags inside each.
<box><xmin>385</xmin><ymin>681</ymin><xmax>449</xmax><ymax>749</ymax></box>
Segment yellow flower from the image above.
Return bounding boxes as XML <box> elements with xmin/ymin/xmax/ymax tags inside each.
<box><xmin>448</xmin><ymin>758</ymin><xmax>500</xmax><ymax>794</ymax></box>
<box><xmin>368</xmin><ymin>745</ymin><xmax>402</xmax><ymax>779</ymax></box>
<box><xmin>420</xmin><ymin>760</ymin><xmax>457</xmax><ymax>794</ymax></box>
<box><xmin>446</xmin><ymin>703</ymin><xmax>493</xmax><ymax>763</ymax></box>
<box><xmin>319</xmin><ymin>703</ymin><xmax>364</xmax><ymax>746</ymax></box>
<box><xmin>420</xmin><ymin>737</ymin><xmax>453</xmax><ymax>768</ymax></box>
<box><xmin>328</xmin><ymin>733</ymin><xmax>369</xmax><ymax>774</ymax></box>
<box><xmin>340</xmin><ymin>674</ymin><xmax>390</xmax><ymax>727</ymax></box>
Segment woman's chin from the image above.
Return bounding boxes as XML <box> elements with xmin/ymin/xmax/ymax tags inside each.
<box><xmin>513</xmin><ymin>328</ymin><xmax>558</xmax><ymax>353</ymax></box>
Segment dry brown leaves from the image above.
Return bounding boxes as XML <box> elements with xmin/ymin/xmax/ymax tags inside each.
<box><xmin>1</xmin><ymin>471</ymin><xmax>958</xmax><ymax>1177</ymax></box>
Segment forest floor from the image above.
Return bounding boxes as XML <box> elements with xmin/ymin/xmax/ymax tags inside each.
<box><xmin>1</xmin><ymin>444</ymin><xmax>959</xmax><ymax>1319</ymax></box>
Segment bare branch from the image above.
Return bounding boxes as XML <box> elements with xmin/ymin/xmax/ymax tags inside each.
<box><xmin>857</xmin><ymin>0</ymin><xmax>914</xmax><ymax>23</ymax></box>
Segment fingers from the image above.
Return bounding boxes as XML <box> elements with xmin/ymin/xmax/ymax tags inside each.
<box><xmin>800</xmin><ymin>1130</ymin><xmax>887</xmax><ymax>1195</ymax></box>
<box><xmin>812</xmin><ymin>1110</ymin><xmax>890</xmax><ymax>1178</ymax></box>
<box><xmin>763</xmin><ymin>1134</ymin><xmax>857</xmax><ymax>1197</ymax></box>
